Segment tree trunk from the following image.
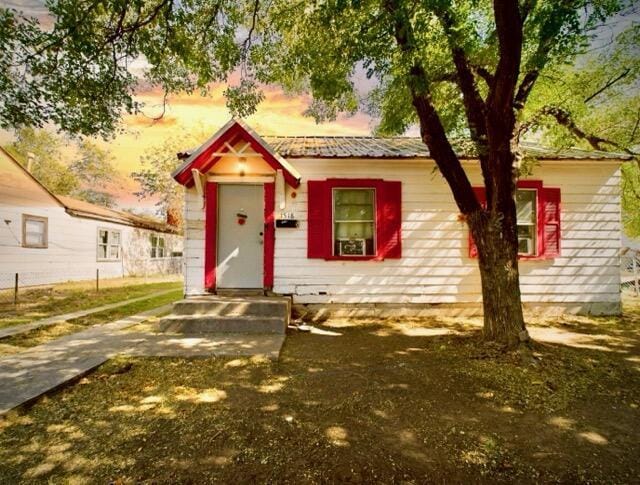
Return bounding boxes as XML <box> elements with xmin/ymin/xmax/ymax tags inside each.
<box><xmin>468</xmin><ymin>208</ymin><xmax>528</xmax><ymax>348</ymax></box>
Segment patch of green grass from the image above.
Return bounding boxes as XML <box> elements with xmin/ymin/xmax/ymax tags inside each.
<box><xmin>0</xmin><ymin>289</ymin><xmax>182</xmax><ymax>355</ymax></box>
<box><xmin>0</xmin><ymin>280</ymin><xmax>182</xmax><ymax>329</ymax></box>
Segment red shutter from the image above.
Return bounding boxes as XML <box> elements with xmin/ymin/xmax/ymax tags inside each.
<box><xmin>307</xmin><ymin>180</ymin><xmax>330</xmax><ymax>258</ymax></box>
<box><xmin>468</xmin><ymin>186</ymin><xmax>486</xmax><ymax>258</ymax></box>
<box><xmin>378</xmin><ymin>181</ymin><xmax>402</xmax><ymax>259</ymax></box>
<box><xmin>542</xmin><ymin>187</ymin><xmax>561</xmax><ymax>258</ymax></box>
<box><xmin>204</xmin><ymin>182</ymin><xmax>218</xmax><ymax>291</ymax></box>
<box><xmin>263</xmin><ymin>182</ymin><xmax>275</xmax><ymax>288</ymax></box>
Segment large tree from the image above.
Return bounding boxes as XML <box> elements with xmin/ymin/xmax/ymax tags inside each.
<box><xmin>0</xmin><ymin>0</ymin><xmax>635</xmax><ymax>348</ymax></box>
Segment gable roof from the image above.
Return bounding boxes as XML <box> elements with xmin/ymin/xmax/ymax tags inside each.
<box><xmin>57</xmin><ymin>195</ymin><xmax>180</xmax><ymax>234</ymax></box>
<box><xmin>172</xmin><ymin>119</ymin><xmax>302</xmax><ymax>187</ymax></box>
<box><xmin>263</xmin><ymin>136</ymin><xmax>632</xmax><ymax>160</ymax></box>
<box><xmin>0</xmin><ymin>146</ymin><xmax>65</xmax><ymax>207</ymax></box>
<box><xmin>1</xmin><ymin>146</ymin><xmax>178</xmax><ymax>234</ymax></box>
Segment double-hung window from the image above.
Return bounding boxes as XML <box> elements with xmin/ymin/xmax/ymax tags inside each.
<box><xmin>307</xmin><ymin>179</ymin><xmax>402</xmax><ymax>260</ymax></box>
<box><xmin>333</xmin><ymin>188</ymin><xmax>376</xmax><ymax>256</ymax></box>
<box><xmin>469</xmin><ymin>181</ymin><xmax>561</xmax><ymax>259</ymax></box>
<box><xmin>150</xmin><ymin>234</ymin><xmax>166</xmax><ymax>259</ymax></box>
<box><xmin>516</xmin><ymin>189</ymin><xmax>537</xmax><ymax>256</ymax></box>
<box><xmin>22</xmin><ymin>214</ymin><xmax>48</xmax><ymax>248</ymax></box>
<box><xmin>98</xmin><ymin>229</ymin><xmax>121</xmax><ymax>261</ymax></box>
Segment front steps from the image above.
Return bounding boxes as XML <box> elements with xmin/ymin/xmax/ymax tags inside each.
<box><xmin>158</xmin><ymin>296</ymin><xmax>290</xmax><ymax>335</ymax></box>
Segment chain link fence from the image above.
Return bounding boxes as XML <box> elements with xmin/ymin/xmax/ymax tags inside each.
<box><xmin>0</xmin><ymin>257</ymin><xmax>182</xmax><ymax>305</ymax></box>
<box><xmin>621</xmin><ymin>251</ymin><xmax>640</xmax><ymax>296</ymax></box>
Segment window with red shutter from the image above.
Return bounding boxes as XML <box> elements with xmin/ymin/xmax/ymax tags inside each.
<box><xmin>307</xmin><ymin>180</ymin><xmax>329</xmax><ymax>258</ymax></box>
<box><xmin>542</xmin><ymin>187</ymin><xmax>561</xmax><ymax>257</ymax></box>
<box><xmin>307</xmin><ymin>179</ymin><xmax>402</xmax><ymax>260</ymax></box>
<box><xmin>468</xmin><ymin>181</ymin><xmax>561</xmax><ymax>260</ymax></box>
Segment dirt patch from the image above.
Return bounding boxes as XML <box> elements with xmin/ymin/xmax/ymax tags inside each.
<box><xmin>0</xmin><ymin>313</ymin><xmax>639</xmax><ymax>483</ymax></box>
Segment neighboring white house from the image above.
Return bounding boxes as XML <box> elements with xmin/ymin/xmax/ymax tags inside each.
<box><xmin>0</xmin><ymin>147</ymin><xmax>182</xmax><ymax>288</ymax></box>
<box><xmin>173</xmin><ymin>119</ymin><xmax>630</xmax><ymax>316</ymax></box>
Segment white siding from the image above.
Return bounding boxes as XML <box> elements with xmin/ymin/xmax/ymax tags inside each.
<box><xmin>183</xmin><ymin>188</ymin><xmax>205</xmax><ymax>295</ymax></box>
<box><xmin>0</xmin><ymin>153</ymin><xmax>183</xmax><ymax>288</ymax></box>
<box><xmin>182</xmin><ymin>157</ymin><xmax>621</xmax><ymax>312</ymax></box>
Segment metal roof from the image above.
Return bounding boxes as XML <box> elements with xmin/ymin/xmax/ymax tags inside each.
<box><xmin>262</xmin><ymin>136</ymin><xmax>631</xmax><ymax>160</ymax></box>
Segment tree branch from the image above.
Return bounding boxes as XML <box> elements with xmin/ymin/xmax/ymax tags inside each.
<box><xmin>539</xmin><ymin>105</ymin><xmax>638</xmax><ymax>156</ymax></box>
<box><xmin>584</xmin><ymin>68</ymin><xmax>631</xmax><ymax>104</ymax></box>
<box><xmin>384</xmin><ymin>0</ymin><xmax>479</xmax><ymax>215</ymax></box>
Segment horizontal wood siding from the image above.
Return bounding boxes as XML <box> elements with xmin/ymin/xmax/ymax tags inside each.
<box><xmin>272</xmin><ymin>159</ymin><xmax>621</xmax><ymax>306</ymax></box>
<box><xmin>182</xmin><ymin>158</ymin><xmax>621</xmax><ymax>309</ymax></box>
<box><xmin>0</xmin><ymin>162</ymin><xmax>183</xmax><ymax>288</ymax></box>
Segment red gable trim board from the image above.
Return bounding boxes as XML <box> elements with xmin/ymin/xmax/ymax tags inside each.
<box><xmin>172</xmin><ymin>118</ymin><xmax>301</xmax><ymax>188</ymax></box>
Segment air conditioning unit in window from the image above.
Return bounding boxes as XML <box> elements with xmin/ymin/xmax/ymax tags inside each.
<box><xmin>337</xmin><ymin>238</ymin><xmax>366</xmax><ymax>256</ymax></box>
<box><xmin>518</xmin><ymin>237</ymin><xmax>533</xmax><ymax>255</ymax></box>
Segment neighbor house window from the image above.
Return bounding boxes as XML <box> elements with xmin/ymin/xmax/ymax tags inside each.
<box><xmin>516</xmin><ymin>189</ymin><xmax>537</xmax><ymax>256</ymax></box>
<box><xmin>150</xmin><ymin>234</ymin><xmax>166</xmax><ymax>259</ymax></box>
<box><xmin>22</xmin><ymin>214</ymin><xmax>47</xmax><ymax>248</ymax></box>
<box><xmin>333</xmin><ymin>188</ymin><xmax>376</xmax><ymax>256</ymax></box>
<box><xmin>97</xmin><ymin>229</ymin><xmax>121</xmax><ymax>261</ymax></box>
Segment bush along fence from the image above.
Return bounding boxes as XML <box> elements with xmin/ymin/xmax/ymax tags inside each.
<box><xmin>0</xmin><ymin>257</ymin><xmax>182</xmax><ymax>305</ymax></box>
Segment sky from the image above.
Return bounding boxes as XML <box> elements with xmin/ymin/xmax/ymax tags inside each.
<box><xmin>0</xmin><ymin>82</ymin><xmax>377</xmax><ymax>212</ymax></box>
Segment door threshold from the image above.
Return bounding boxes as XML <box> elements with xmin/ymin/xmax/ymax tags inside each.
<box><xmin>216</xmin><ymin>288</ymin><xmax>265</xmax><ymax>297</ymax></box>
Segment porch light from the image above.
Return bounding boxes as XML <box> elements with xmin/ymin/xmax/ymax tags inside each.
<box><xmin>238</xmin><ymin>157</ymin><xmax>247</xmax><ymax>176</ymax></box>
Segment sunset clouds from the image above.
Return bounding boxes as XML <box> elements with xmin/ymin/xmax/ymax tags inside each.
<box><xmin>85</xmin><ymin>83</ymin><xmax>374</xmax><ymax>209</ymax></box>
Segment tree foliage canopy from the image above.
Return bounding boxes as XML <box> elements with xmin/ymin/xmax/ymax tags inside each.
<box><xmin>7</xmin><ymin>128</ymin><xmax>118</xmax><ymax>206</ymax></box>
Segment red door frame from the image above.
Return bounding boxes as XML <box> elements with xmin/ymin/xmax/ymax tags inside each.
<box><xmin>204</xmin><ymin>181</ymin><xmax>275</xmax><ymax>292</ymax></box>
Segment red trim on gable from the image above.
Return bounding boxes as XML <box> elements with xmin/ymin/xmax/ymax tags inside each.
<box><xmin>204</xmin><ymin>182</ymin><xmax>218</xmax><ymax>291</ymax></box>
<box><xmin>264</xmin><ymin>183</ymin><xmax>276</xmax><ymax>288</ymax></box>
<box><xmin>174</xmin><ymin>121</ymin><xmax>300</xmax><ymax>188</ymax></box>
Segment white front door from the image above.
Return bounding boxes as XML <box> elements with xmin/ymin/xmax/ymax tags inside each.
<box><xmin>217</xmin><ymin>184</ymin><xmax>264</xmax><ymax>288</ymax></box>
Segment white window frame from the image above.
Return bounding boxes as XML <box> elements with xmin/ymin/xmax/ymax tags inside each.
<box><xmin>22</xmin><ymin>214</ymin><xmax>48</xmax><ymax>249</ymax></box>
<box><xmin>97</xmin><ymin>228</ymin><xmax>122</xmax><ymax>261</ymax></box>
<box><xmin>331</xmin><ymin>187</ymin><xmax>377</xmax><ymax>257</ymax></box>
<box><xmin>150</xmin><ymin>234</ymin><xmax>167</xmax><ymax>259</ymax></box>
<box><xmin>516</xmin><ymin>188</ymin><xmax>537</xmax><ymax>256</ymax></box>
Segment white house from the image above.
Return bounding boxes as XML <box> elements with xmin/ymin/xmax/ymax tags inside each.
<box><xmin>173</xmin><ymin>119</ymin><xmax>629</xmax><ymax>316</ymax></box>
<box><xmin>0</xmin><ymin>147</ymin><xmax>182</xmax><ymax>288</ymax></box>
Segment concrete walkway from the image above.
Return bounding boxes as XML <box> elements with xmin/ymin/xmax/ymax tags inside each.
<box><xmin>0</xmin><ymin>288</ymin><xmax>178</xmax><ymax>339</ymax></box>
<box><xmin>0</xmin><ymin>306</ymin><xmax>285</xmax><ymax>415</ymax></box>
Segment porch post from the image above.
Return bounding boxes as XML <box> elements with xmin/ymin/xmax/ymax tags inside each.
<box><xmin>204</xmin><ymin>182</ymin><xmax>218</xmax><ymax>292</ymax></box>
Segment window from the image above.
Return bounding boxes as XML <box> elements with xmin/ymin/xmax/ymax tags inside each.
<box><xmin>333</xmin><ymin>188</ymin><xmax>376</xmax><ymax>256</ymax></box>
<box><xmin>97</xmin><ymin>229</ymin><xmax>121</xmax><ymax>261</ymax></box>
<box><xmin>307</xmin><ymin>179</ymin><xmax>402</xmax><ymax>260</ymax></box>
<box><xmin>516</xmin><ymin>189</ymin><xmax>536</xmax><ymax>256</ymax></box>
<box><xmin>469</xmin><ymin>181</ymin><xmax>561</xmax><ymax>259</ymax></box>
<box><xmin>150</xmin><ymin>234</ymin><xmax>166</xmax><ymax>259</ymax></box>
<box><xmin>22</xmin><ymin>214</ymin><xmax>47</xmax><ymax>248</ymax></box>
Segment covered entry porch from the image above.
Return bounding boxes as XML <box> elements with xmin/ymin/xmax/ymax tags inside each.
<box><xmin>172</xmin><ymin>119</ymin><xmax>301</xmax><ymax>294</ymax></box>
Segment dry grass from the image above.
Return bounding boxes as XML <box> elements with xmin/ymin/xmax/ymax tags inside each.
<box><xmin>0</xmin><ymin>289</ymin><xmax>182</xmax><ymax>356</ymax></box>
<box><xmin>0</xmin><ymin>278</ymin><xmax>181</xmax><ymax>329</ymax></box>
<box><xmin>0</xmin><ymin>302</ymin><xmax>639</xmax><ymax>483</ymax></box>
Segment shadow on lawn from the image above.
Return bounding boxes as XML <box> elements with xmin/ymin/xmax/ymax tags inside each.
<box><xmin>0</xmin><ymin>313</ymin><xmax>639</xmax><ymax>484</ymax></box>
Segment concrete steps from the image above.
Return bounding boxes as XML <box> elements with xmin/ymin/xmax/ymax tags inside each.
<box><xmin>158</xmin><ymin>296</ymin><xmax>290</xmax><ymax>335</ymax></box>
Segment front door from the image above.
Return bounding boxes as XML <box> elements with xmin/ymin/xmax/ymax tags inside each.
<box><xmin>217</xmin><ymin>184</ymin><xmax>264</xmax><ymax>288</ymax></box>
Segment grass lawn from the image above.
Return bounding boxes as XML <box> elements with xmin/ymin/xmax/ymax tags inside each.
<box><xmin>0</xmin><ymin>304</ymin><xmax>639</xmax><ymax>483</ymax></box>
<box><xmin>0</xmin><ymin>289</ymin><xmax>183</xmax><ymax>356</ymax></box>
<box><xmin>0</xmin><ymin>277</ymin><xmax>182</xmax><ymax>329</ymax></box>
